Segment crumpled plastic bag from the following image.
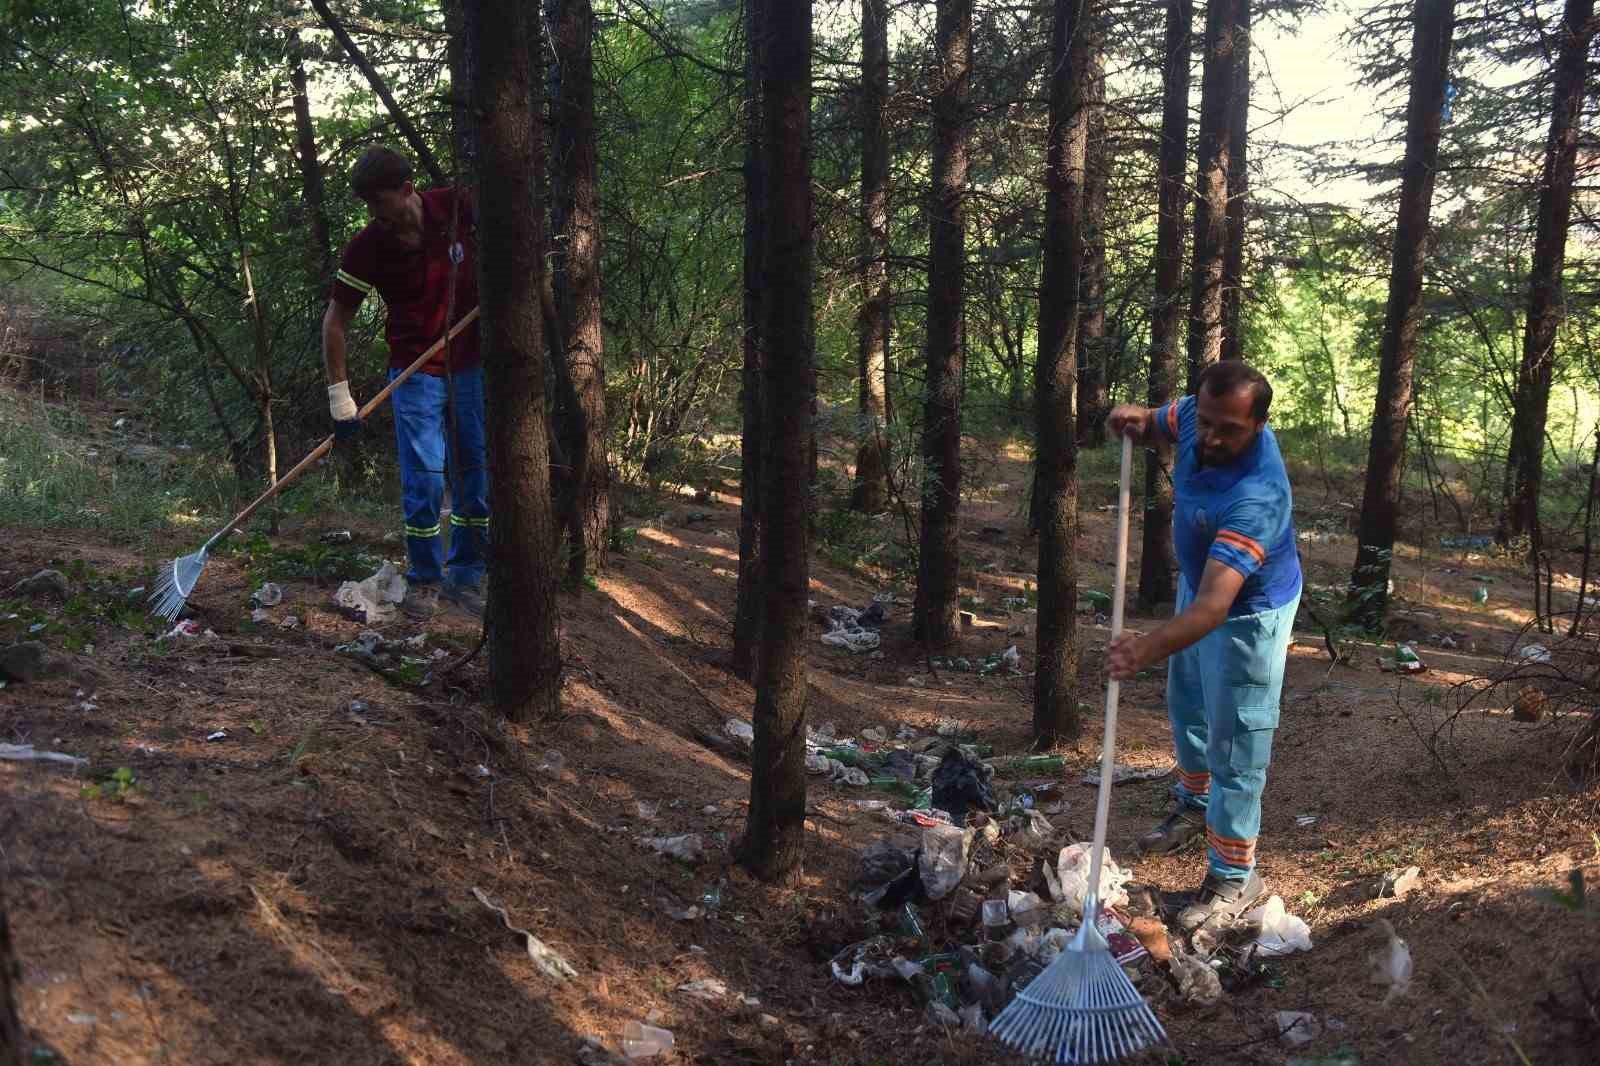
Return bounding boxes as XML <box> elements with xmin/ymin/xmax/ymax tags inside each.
<box><xmin>334</xmin><ymin>562</ymin><xmax>407</xmax><ymax>624</ymax></box>
<box><xmin>725</xmin><ymin>719</ymin><xmax>754</xmax><ymax>747</ymax></box>
<box><xmin>854</xmin><ymin>839</ymin><xmax>915</xmax><ymax>891</ymax></box>
<box><xmin>1042</xmin><ymin>843</ymin><xmax>1131</xmax><ymax>915</ymax></box>
<box><xmin>931</xmin><ymin>751</ymin><xmax>997</xmax><ymax>822</ymax></box>
<box><xmin>643</xmin><ymin>834</ymin><xmax>704</xmax><ymax>865</ymax></box>
<box><xmin>830</xmin><ymin>935</ymin><xmax>898</xmax><ymax>986</ymax></box>
<box><xmin>1368</xmin><ymin>918</ymin><xmax>1412</xmax><ymax>1002</ymax></box>
<box><xmin>917</xmin><ymin>823</ymin><xmax>973</xmax><ymax>901</ymax></box>
<box><xmin>1254</xmin><ymin>895</ymin><xmax>1313</xmax><ymax>956</ymax></box>
<box><xmin>1170</xmin><ymin>949</ymin><xmax>1222</xmax><ymax>1008</ymax></box>
<box><xmin>820</xmin><ymin>625</ymin><xmax>880</xmax><ymax>653</ymax></box>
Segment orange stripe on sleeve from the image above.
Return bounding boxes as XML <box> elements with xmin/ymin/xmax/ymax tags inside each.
<box><xmin>1215</xmin><ymin>529</ymin><xmax>1266</xmax><ymax>564</ymax></box>
<box><xmin>1165</xmin><ymin>402</ymin><xmax>1179</xmax><ymax>439</ymax></box>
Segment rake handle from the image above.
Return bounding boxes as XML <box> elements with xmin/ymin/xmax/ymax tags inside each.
<box><xmin>222</xmin><ymin>306</ymin><xmax>481</xmax><ymax>536</ymax></box>
<box><xmin>1084</xmin><ymin>432</ymin><xmax>1135</xmax><ymax>924</ymax></box>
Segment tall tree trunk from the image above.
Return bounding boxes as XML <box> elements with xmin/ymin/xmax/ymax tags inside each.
<box><xmin>850</xmin><ymin>0</ymin><xmax>892</xmax><ymax>513</ymax></box>
<box><xmin>310</xmin><ymin>0</ymin><xmax>446</xmax><ymax>186</ymax></box>
<box><xmin>1034</xmin><ymin>0</ymin><xmax>1091</xmax><ymax>746</ymax></box>
<box><xmin>443</xmin><ymin>0</ymin><xmax>475</xmax><ymax>174</ymax></box>
<box><xmin>468</xmin><ymin>0</ymin><xmax>563</xmax><ymax>720</ymax></box>
<box><xmin>550</xmin><ymin>0</ymin><xmax>610</xmax><ymax>581</ymax></box>
<box><xmin>1076</xmin><ymin>39</ymin><xmax>1108</xmax><ymax>446</ymax></box>
<box><xmin>914</xmin><ymin>0</ymin><xmax>971</xmax><ymax>648</ymax></box>
<box><xmin>1139</xmin><ymin>0</ymin><xmax>1192</xmax><ymax>613</ymax></box>
<box><xmin>289</xmin><ymin>40</ymin><xmax>334</xmax><ymax>286</ymax></box>
<box><xmin>1220</xmin><ymin>0</ymin><xmax>1250</xmax><ymax>362</ymax></box>
<box><xmin>0</xmin><ymin>883</ymin><xmax>20</xmax><ymax>1066</ymax></box>
<box><xmin>736</xmin><ymin>0</ymin><xmax>813</xmax><ymax>886</ymax></box>
<box><xmin>1571</xmin><ymin>423</ymin><xmax>1599</xmax><ymax>636</ymax></box>
<box><xmin>733</xmin><ymin>0</ymin><xmax>766</xmax><ymax>681</ymax></box>
<box><xmin>1185</xmin><ymin>0</ymin><xmax>1244</xmax><ymax>391</ymax></box>
<box><xmin>1347</xmin><ymin>0</ymin><xmax>1455</xmax><ymax>628</ymax></box>
<box><xmin>1504</xmin><ymin>0</ymin><xmax>1595</xmax><ymax>542</ymax></box>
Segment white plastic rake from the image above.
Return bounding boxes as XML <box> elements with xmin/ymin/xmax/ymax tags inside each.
<box><xmin>988</xmin><ymin>433</ymin><xmax>1168</xmax><ymax>1064</ymax></box>
<box><xmin>149</xmin><ymin>308</ymin><xmax>480</xmax><ymax>621</ymax></box>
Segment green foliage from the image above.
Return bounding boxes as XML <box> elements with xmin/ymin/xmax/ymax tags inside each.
<box><xmin>218</xmin><ymin>531</ymin><xmax>385</xmax><ymax>587</ymax></box>
<box><xmin>82</xmin><ymin>766</ymin><xmax>135</xmax><ymax>803</ymax></box>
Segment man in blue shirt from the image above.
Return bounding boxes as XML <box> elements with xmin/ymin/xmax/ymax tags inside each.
<box><xmin>1105</xmin><ymin>361</ymin><xmax>1302</xmax><ymax>933</ymax></box>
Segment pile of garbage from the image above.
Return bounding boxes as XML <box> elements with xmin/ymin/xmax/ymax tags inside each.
<box><xmin>815</xmin><ymin>597</ymin><xmax>890</xmax><ymax>654</ymax></box>
<box><xmin>830</xmin><ymin>732</ymin><xmax>1328</xmax><ymax>1037</ymax></box>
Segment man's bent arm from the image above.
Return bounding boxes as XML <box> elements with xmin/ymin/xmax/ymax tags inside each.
<box><xmin>1111</xmin><ymin>559</ymin><xmax>1246</xmax><ymax>678</ymax></box>
<box><xmin>322</xmin><ymin>300</ymin><xmax>357</xmax><ymax>385</ymax></box>
<box><xmin>1105</xmin><ymin>403</ymin><xmax>1165</xmax><ymax>449</ymax></box>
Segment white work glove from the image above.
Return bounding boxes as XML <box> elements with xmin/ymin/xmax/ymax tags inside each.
<box><xmin>328</xmin><ymin>381</ymin><xmax>362</xmax><ymax>444</ymax></box>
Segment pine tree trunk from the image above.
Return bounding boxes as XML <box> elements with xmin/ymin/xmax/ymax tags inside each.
<box><xmin>1139</xmin><ymin>0</ymin><xmax>1192</xmax><ymax>613</ymax></box>
<box><xmin>468</xmin><ymin>0</ymin><xmax>563</xmax><ymax>720</ymax></box>
<box><xmin>736</xmin><ymin>0</ymin><xmax>813</xmax><ymax>885</ymax></box>
<box><xmin>850</xmin><ymin>0</ymin><xmax>892</xmax><ymax>513</ymax></box>
<box><xmin>1504</xmin><ymin>0</ymin><xmax>1595</xmax><ymax>541</ymax></box>
<box><xmin>1347</xmin><ymin>0</ymin><xmax>1455</xmax><ymax>628</ymax></box>
<box><xmin>1076</xmin><ymin>40</ymin><xmax>1108</xmax><ymax>447</ymax></box>
<box><xmin>1034</xmin><ymin>0</ymin><xmax>1090</xmax><ymax>746</ymax></box>
<box><xmin>0</xmin><ymin>882</ymin><xmax>22</xmax><ymax>1066</ymax></box>
<box><xmin>1185</xmin><ymin>0</ymin><xmax>1243</xmax><ymax>391</ymax></box>
<box><xmin>442</xmin><ymin>0</ymin><xmax>474</xmax><ymax>173</ymax></box>
<box><xmin>1220</xmin><ymin>0</ymin><xmax>1250</xmax><ymax>363</ymax></box>
<box><xmin>289</xmin><ymin>42</ymin><xmax>333</xmax><ymax>287</ymax></box>
<box><xmin>550</xmin><ymin>0</ymin><xmax>610</xmax><ymax>582</ymax></box>
<box><xmin>733</xmin><ymin>0</ymin><xmax>766</xmax><ymax>681</ymax></box>
<box><xmin>914</xmin><ymin>0</ymin><xmax>971</xmax><ymax>649</ymax></box>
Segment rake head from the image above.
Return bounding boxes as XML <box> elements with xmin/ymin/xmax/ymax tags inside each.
<box><xmin>988</xmin><ymin>915</ymin><xmax>1166</xmax><ymax>1064</ymax></box>
<box><xmin>149</xmin><ymin>544</ymin><xmax>211</xmax><ymax>621</ymax></box>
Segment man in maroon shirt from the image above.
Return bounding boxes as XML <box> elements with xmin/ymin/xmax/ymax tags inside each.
<box><xmin>322</xmin><ymin>146</ymin><xmax>486</xmax><ymax>620</ymax></box>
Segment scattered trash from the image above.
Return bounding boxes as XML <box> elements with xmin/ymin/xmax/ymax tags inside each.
<box><xmin>677</xmin><ymin>978</ymin><xmax>728</xmax><ymax>1001</ymax></box>
<box><xmin>537</xmin><ymin>750</ymin><xmax>564</xmax><ymax>773</ymax></box>
<box><xmin>1442</xmin><ymin>534</ymin><xmax>1493</xmax><ymax>549</ymax></box>
<box><xmin>820</xmin><ymin>623</ymin><xmax>880</xmax><ymax>653</ymax></box>
<box><xmin>830</xmin><ymin>936</ymin><xmax>899</xmax><ymax>985</ymax></box>
<box><xmin>1376</xmin><ymin>866</ymin><xmax>1421</xmax><ymax>900</ymax></box>
<box><xmin>1438</xmin><ymin>634</ymin><xmax>1459</xmax><ymax>649</ymax></box>
<box><xmin>320</xmin><ymin>529</ymin><xmax>354</xmax><ymax>543</ymax></box>
<box><xmin>958</xmin><ymin>1002</ymin><xmax>987</xmax><ymax>1034</ymax></box>
<box><xmin>725</xmin><ymin>719</ymin><xmax>755</xmax><ymax>748</ymax></box>
<box><xmin>636</xmin><ymin>800</ymin><xmax>660</xmax><ymax>821</ymax></box>
<box><xmin>644</xmin><ymin>834</ymin><xmax>704</xmax><ymax>865</ymax></box>
<box><xmin>253</xmin><ymin>582</ymin><xmax>283</xmax><ymax>607</ymax></box>
<box><xmin>1277</xmin><ymin>1010</ymin><xmax>1322</xmax><ymax>1047</ymax></box>
<box><xmin>206</xmin><ymin>730</ymin><xmax>229</xmax><ymax>742</ymax></box>
<box><xmin>1473</xmin><ymin>583</ymin><xmax>1490</xmax><ymax>605</ymax></box>
<box><xmin>470</xmin><ymin>886</ymin><xmax>577</xmax><ymax>981</ymax></box>
<box><xmin>1170</xmin><ymin>949</ymin><xmax>1222</xmax><ymax>1008</ymax></box>
<box><xmin>333</xmin><ymin>562</ymin><xmax>407</xmax><ymax>624</ymax></box>
<box><xmin>1377</xmin><ymin>643</ymin><xmax>1426</xmax><ymax>674</ymax></box>
<box><xmin>0</xmin><ymin>743</ymin><xmax>87</xmax><ymax>768</ymax></box>
<box><xmin>159</xmin><ymin>620</ymin><xmax>205</xmax><ymax>642</ymax></box>
<box><xmin>918</xmin><ymin>823</ymin><xmax>974</xmax><ymax>900</ymax></box>
<box><xmin>1287</xmin><ymin>1053</ymin><xmax>1361</xmax><ymax>1066</ymax></box>
<box><xmin>931</xmin><ymin>752</ymin><xmax>997</xmax><ymax>822</ymax></box>
<box><xmin>1368</xmin><ymin>918</ymin><xmax>1412</xmax><ymax>1003</ymax></box>
<box><xmin>250</xmin><ymin>608</ymin><xmax>271</xmax><ymax>623</ymax></box>
<box><xmin>988</xmin><ymin>754</ymin><xmax>1064</xmax><ymax>775</ymax></box>
<box><xmin>1042</xmin><ymin>843</ymin><xmax>1131</xmax><ymax>915</ymax></box>
<box><xmin>278</xmin><ymin>614</ymin><xmax>300</xmax><ymax>629</ymax></box>
<box><xmin>1254</xmin><ymin>895</ymin><xmax>1314</xmax><ymax>956</ymax></box>
<box><xmin>927</xmin><ymin>1001</ymin><xmax>961</xmax><ymax>1027</ymax></box>
<box><xmin>1082</xmin><ymin>764</ymin><xmax>1173</xmax><ymax>787</ymax></box>
<box><xmin>1516</xmin><ymin>643</ymin><xmax>1551</xmax><ymax>664</ymax></box>
<box><xmin>620</xmin><ymin>1020</ymin><xmax>674</xmax><ymax>1059</ymax></box>
<box><xmin>1295</xmin><ymin>813</ymin><xmax>1319</xmax><ymax>828</ymax></box>
<box><xmin>65</xmin><ymin>1012</ymin><xmax>97</xmax><ymax>1026</ymax></box>
<box><xmin>861</xmin><ymin>726</ymin><xmax>888</xmax><ymax>743</ymax></box>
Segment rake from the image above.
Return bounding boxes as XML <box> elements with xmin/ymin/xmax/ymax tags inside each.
<box><xmin>149</xmin><ymin>307</ymin><xmax>480</xmax><ymax>621</ymax></box>
<box><xmin>988</xmin><ymin>433</ymin><xmax>1168</xmax><ymax>1064</ymax></box>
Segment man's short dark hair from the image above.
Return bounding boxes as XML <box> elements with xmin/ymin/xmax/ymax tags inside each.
<box><xmin>350</xmin><ymin>145</ymin><xmax>413</xmax><ymax>199</ymax></box>
<box><xmin>1196</xmin><ymin>360</ymin><xmax>1272</xmax><ymax>421</ymax></box>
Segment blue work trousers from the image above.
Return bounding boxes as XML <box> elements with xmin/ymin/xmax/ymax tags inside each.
<box><xmin>390</xmin><ymin>365</ymin><xmax>489</xmax><ymax>588</ymax></box>
<box><xmin>1166</xmin><ymin>578</ymin><xmax>1300</xmax><ymax>880</ymax></box>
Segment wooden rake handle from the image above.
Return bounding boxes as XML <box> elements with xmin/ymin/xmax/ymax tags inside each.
<box><xmin>221</xmin><ymin>306</ymin><xmax>481</xmax><ymax>536</ymax></box>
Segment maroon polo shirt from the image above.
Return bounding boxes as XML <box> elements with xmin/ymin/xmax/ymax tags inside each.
<box><xmin>331</xmin><ymin>186</ymin><xmax>480</xmax><ymax>374</ymax></box>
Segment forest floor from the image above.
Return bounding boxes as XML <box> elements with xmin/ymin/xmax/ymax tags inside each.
<box><xmin>2</xmin><ymin>394</ymin><xmax>1599</xmax><ymax>1066</ymax></box>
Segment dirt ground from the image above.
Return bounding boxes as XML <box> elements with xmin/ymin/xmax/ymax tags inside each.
<box><xmin>2</xmin><ymin>432</ymin><xmax>1598</xmax><ymax>1066</ymax></box>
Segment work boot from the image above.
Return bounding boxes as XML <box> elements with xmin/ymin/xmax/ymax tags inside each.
<box><xmin>402</xmin><ymin>582</ymin><xmax>439</xmax><ymax>623</ymax></box>
<box><xmin>1136</xmin><ymin>801</ymin><xmax>1206</xmax><ymax>855</ymax></box>
<box><xmin>1175</xmin><ymin>869</ymin><xmax>1266</xmax><ymax>934</ymax></box>
<box><xmin>442</xmin><ymin>581</ymin><xmax>485</xmax><ymax>618</ymax></box>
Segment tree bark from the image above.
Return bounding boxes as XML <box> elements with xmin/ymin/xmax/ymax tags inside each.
<box><xmin>914</xmin><ymin>0</ymin><xmax>971</xmax><ymax>648</ymax></box>
<box><xmin>289</xmin><ymin>40</ymin><xmax>334</xmax><ymax>287</ymax></box>
<box><xmin>1347</xmin><ymin>0</ymin><xmax>1455</xmax><ymax>628</ymax></box>
<box><xmin>550</xmin><ymin>0</ymin><xmax>610</xmax><ymax>582</ymax></box>
<box><xmin>1504</xmin><ymin>0</ymin><xmax>1595</xmax><ymax>542</ymax></box>
<box><xmin>1571</xmin><ymin>423</ymin><xmax>1599</xmax><ymax>636</ymax></box>
<box><xmin>733</xmin><ymin>0</ymin><xmax>766</xmax><ymax>681</ymax></box>
<box><xmin>1220</xmin><ymin>0</ymin><xmax>1250</xmax><ymax>363</ymax></box>
<box><xmin>850</xmin><ymin>0</ymin><xmax>892</xmax><ymax>513</ymax></box>
<box><xmin>1139</xmin><ymin>0</ymin><xmax>1192</xmax><ymax>613</ymax></box>
<box><xmin>309</xmin><ymin>0</ymin><xmax>447</xmax><ymax>186</ymax></box>
<box><xmin>443</xmin><ymin>0</ymin><xmax>474</xmax><ymax>174</ymax></box>
<box><xmin>468</xmin><ymin>0</ymin><xmax>563</xmax><ymax>720</ymax></box>
<box><xmin>1185</xmin><ymin>0</ymin><xmax>1244</xmax><ymax>391</ymax></box>
<box><xmin>736</xmin><ymin>0</ymin><xmax>812</xmax><ymax>886</ymax></box>
<box><xmin>1076</xmin><ymin>39</ymin><xmax>1108</xmax><ymax>447</ymax></box>
<box><xmin>0</xmin><ymin>882</ymin><xmax>20</xmax><ymax>1066</ymax></box>
<box><xmin>1034</xmin><ymin>0</ymin><xmax>1090</xmax><ymax>746</ymax></box>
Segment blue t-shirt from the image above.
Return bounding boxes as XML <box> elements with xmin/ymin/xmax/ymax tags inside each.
<box><xmin>1156</xmin><ymin>394</ymin><xmax>1302</xmax><ymax>615</ymax></box>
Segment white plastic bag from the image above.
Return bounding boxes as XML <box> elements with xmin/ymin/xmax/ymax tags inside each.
<box><xmin>1254</xmin><ymin>895</ymin><xmax>1313</xmax><ymax>956</ymax></box>
<box><xmin>917</xmin><ymin>824</ymin><xmax>972</xmax><ymax>901</ymax></box>
<box><xmin>1368</xmin><ymin>918</ymin><xmax>1412</xmax><ymax>1002</ymax></box>
<box><xmin>1042</xmin><ymin>843</ymin><xmax>1130</xmax><ymax>914</ymax></box>
<box><xmin>334</xmin><ymin>562</ymin><xmax>407</xmax><ymax>624</ymax></box>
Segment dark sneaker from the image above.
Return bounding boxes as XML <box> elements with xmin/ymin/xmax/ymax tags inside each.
<box><xmin>1175</xmin><ymin>869</ymin><xmax>1266</xmax><ymax>933</ymax></box>
<box><xmin>442</xmin><ymin>582</ymin><xmax>485</xmax><ymax>618</ymax></box>
<box><xmin>402</xmin><ymin>582</ymin><xmax>440</xmax><ymax>623</ymax></box>
<box><xmin>1136</xmin><ymin>802</ymin><xmax>1206</xmax><ymax>855</ymax></box>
